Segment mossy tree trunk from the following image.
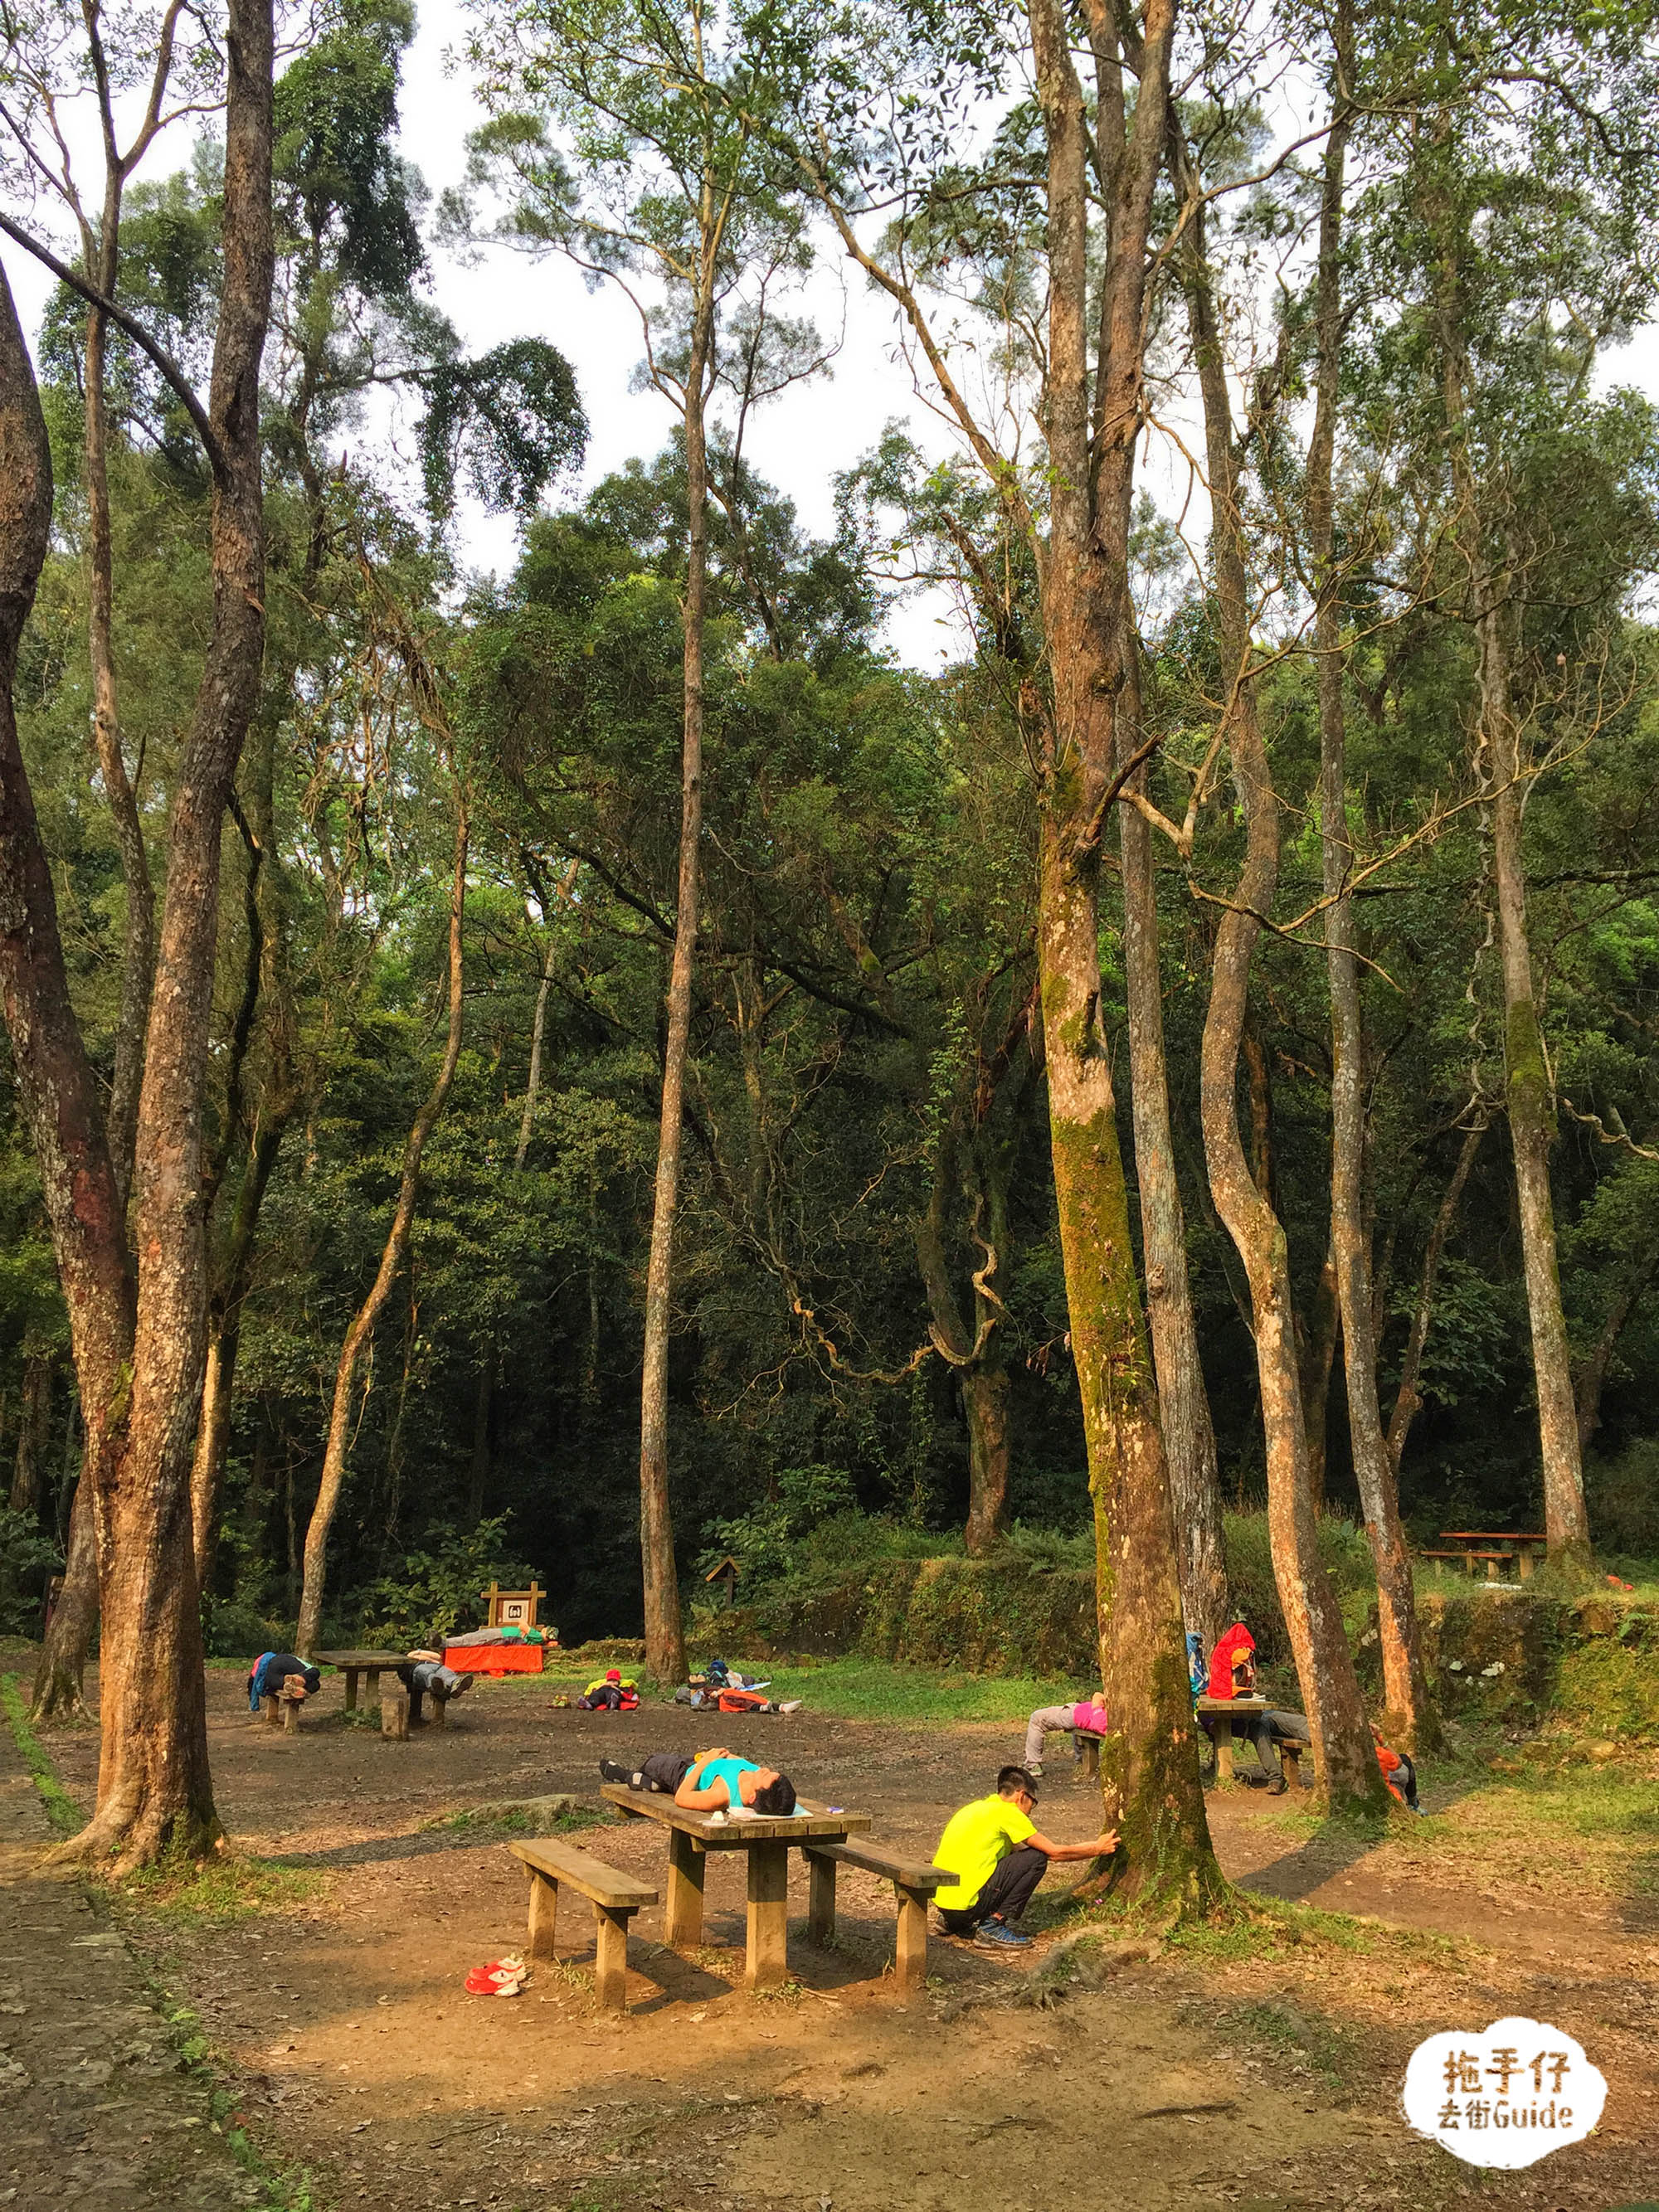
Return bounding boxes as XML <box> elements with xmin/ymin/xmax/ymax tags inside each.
<box><xmin>1029</xmin><ymin>0</ymin><xmax>1224</xmax><ymax>1913</ymax></box>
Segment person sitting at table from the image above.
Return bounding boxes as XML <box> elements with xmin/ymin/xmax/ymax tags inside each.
<box><xmin>932</xmin><ymin>1765</ymin><xmax>1118</xmax><ymax>1949</ymax></box>
<box><xmin>1199</xmin><ymin>1623</ymin><xmax>1309</xmax><ymax>1788</ymax></box>
<box><xmin>1020</xmin><ymin>1689</ymin><xmax>1111</xmax><ymax>1777</ymax></box>
<box><xmin>597</xmin><ymin>1746</ymin><xmax>796</xmax><ymax>1816</ymax></box>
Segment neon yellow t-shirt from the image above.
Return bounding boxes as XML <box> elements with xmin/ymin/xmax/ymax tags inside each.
<box><xmin>932</xmin><ymin>1794</ymin><xmax>1036</xmax><ymax>1911</ymax></box>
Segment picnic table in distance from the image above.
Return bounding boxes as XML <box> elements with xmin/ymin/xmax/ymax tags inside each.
<box><xmin>601</xmin><ymin>1782</ymin><xmax>870</xmax><ymax>1990</ymax></box>
<box><xmin>1422</xmin><ymin>1531</ymin><xmax>1548</xmax><ymax>1582</ymax></box>
<box><xmin>1194</xmin><ymin>1694</ymin><xmax>1267</xmax><ymax>1784</ymax></box>
<box><xmin>316</xmin><ymin>1649</ymin><xmax>406</xmax><ymax>1709</ymax></box>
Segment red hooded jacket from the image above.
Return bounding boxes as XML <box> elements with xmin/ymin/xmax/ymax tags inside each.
<box><xmin>1207</xmin><ymin>1624</ymin><xmax>1257</xmax><ymax>1699</ymax></box>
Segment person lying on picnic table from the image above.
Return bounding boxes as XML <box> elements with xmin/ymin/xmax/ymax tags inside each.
<box><xmin>397</xmin><ymin>1650</ymin><xmax>475</xmax><ymax>1723</ymax></box>
<box><xmin>1199</xmin><ymin>1623</ymin><xmax>1310</xmax><ymax>1791</ymax></box>
<box><xmin>598</xmin><ymin>1748</ymin><xmax>798</xmax><ymax>1816</ymax></box>
<box><xmin>932</xmin><ymin>1765</ymin><xmax>1117</xmax><ymax>1950</ymax></box>
<box><xmin>1021</xmin><ymin>1689</ymin><xmax>1110</xmax><ymax>1777</ymax></box>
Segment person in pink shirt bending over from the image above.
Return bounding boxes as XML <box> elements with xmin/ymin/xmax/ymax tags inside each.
<box><xmin>1021</xmin><ymin>1691</ymin><xmax>1110</xmax><ymax>1778</ymax></box>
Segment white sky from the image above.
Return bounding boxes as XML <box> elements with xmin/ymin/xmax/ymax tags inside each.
<box><xmin>7</xmin><ymin>0</ymin><xmax>1659</xmax><ymax>671</ymax></box>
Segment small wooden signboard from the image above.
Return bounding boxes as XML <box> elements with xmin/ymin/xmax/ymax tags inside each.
<box><xmin>703</xmin><ymin>1555</ymin><xmax>740</xmax><ymax>1608</ymax></box>
<box><xmin>481</xmin><ymin>1580</ymin><xmax>542</xmax><ymax>1629</ymax></box>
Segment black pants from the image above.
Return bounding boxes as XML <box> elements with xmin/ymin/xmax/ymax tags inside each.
<box><xmin>937</xmin><ymin>1844</ymin><xmax>1048</xmax><ymax>1933</ymax></box>
<box><xmin>640</xmin><ymin>1752</ymin><xmax>694</xmax><ymax>1794</ymax></box>
<box><xmin>1387</xmin><ymin>1753</ymin><xmax>1419</xmax><ymax>1809</ymax></box>
<box><xmin>1203</xmin><ymin>1709</ymin><xmax>1306</xmax><ymax>1777</ymax></box>
<box><xmin>578</xmin><ymin>1685</ymin><xmax>625</xmax><ymax>1710</ymax></box>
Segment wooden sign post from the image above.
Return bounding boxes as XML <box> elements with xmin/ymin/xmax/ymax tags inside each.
<box><xmin>481</xmin><ymin>1580</ymin><xmax>543</xmax><ymax>1629</ymax></box>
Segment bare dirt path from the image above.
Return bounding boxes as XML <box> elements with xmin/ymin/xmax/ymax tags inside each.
<box><xmin>15</xmin><ymin>1660</ymin><xmax>1659</xmax><ymax>2211</ymax></box>
<box><xmin>0</xmin><ymin>1689</ymin><xmax>265</xmax><ymax>2211</ymax></box>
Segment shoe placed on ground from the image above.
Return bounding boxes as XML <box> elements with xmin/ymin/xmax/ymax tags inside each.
<box><xmin>973</xmin><ymin>1916</ymin><xmax>1031</xmax><ymax>1949</ymax></box>
<box><xmin>598</xmin><ymin>1758</ymin><xmax>632</xmax><ymax>1785</ymax></box>
<box><xmin>1027</xmin><ymin>1762</ymin><xmax>1043</xmax><ymax>1778</ymax></box>
<box><xmin>1267</xmin><ymin>1772</ymin><xmax>1289</xmax><ymax>1796</ymax></box>
<box><xmin>778</xmin><ymin>1699</ymin><xmax>803</xmax><ymax>1714</ymax></box>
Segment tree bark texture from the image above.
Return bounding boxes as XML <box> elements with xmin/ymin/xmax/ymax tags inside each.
<box><xmin>1309</xmin><ymin>36</ymin><xmax>1432</xmax><ymax>1748</ymax></box>
<box><xmin>1298</xmin><ymin>1237</ymin><xmax>1339</xmax><ymax>1516</ymax></box>
<box><xmin>637</xmin><ymin>234</ymin><xmax>719</xmax><ymax>1689</ymax></box>
<box><xmin>1028</xmin><ymin>0</ymin><xmax>1222</xmax><ymax>1913</ymax></box>
<box><xmin>1387</xmin><ymin>1117</ymin><xmax>1486</xmax><ymax>1470</ymax></box>
<box><xmin>62</xmin><ymin>0</ymin><xmax>276</xmax><ymax>1867</ymax></box>
<box><xmin>914</xmin><ymin>1127</ymin><xmax>1011</xmax><ymax>1557</ymax></box>
<box><xmin>1179</xmin><ymin>175</ymin><xmax>1388</xmax><ymax>1815</ymax></box>
<box><xmin>1117</xmin><ymin>669</ymin><xmax>1228</xmax><ymax>1649</ymax></box>
<box><xmin>298</xmin><ymin>794</ymin><xmax>469</xmax><ymax>1655</ymax></box>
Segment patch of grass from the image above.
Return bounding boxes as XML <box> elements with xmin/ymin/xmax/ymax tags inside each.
<box><xmin>1219</xmin><ymin>1995</ymin><xmax>1359</xmax><ymax>2094</ymax></box>
<box><xmin>421</xmin><ymin>1796</ymin><xmax>610</xmax><ymax>1840</ymax></box>
<box><xmin>101</xmin><ymin>1840</ymin><xmax>327</xmax><ymax>1923</ymax></box>
<box><xmin>0</xmin><ymin>1668</ymin><xmax>82</xmax><ymax>1833</ymax></box>
<box><xmin>747</xmin><ymin>1655</ymin><xmax>1078</xmax><ymax>1723</ymax></box>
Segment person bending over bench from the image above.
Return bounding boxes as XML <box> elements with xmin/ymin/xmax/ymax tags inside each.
<box><xmin>247</xmin><ymin>1651</ymin><xmax>320</xmax><ymax>1711</ymax></box>
<box><xmin>599</xmin><ymin>1746</ymin><xmax>797</xmax><ymax>1816</ymax></box>
<box><xmin>1022</xmin><ymin>1690</ymin><xmax>1110</xmax><ymax>1777</ymax></box>
<box><xmin>932</xmin><ymin>1766</ymin><xmax>1117</xmax><ymax>1949</ymax></box>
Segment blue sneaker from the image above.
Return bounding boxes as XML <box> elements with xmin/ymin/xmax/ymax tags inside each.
<box><xmin>973</xmin><ymin>1917</ymin><xmax>1031</xmax><ymax>1949</ymax></box>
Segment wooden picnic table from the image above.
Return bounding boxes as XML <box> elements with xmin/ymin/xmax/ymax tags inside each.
<box><xmin>317</xmin><ymin>1650</ymin><xmax>406</xmax><ymax>1710</ymax></box>
<box><xmin>1434</xmin><ymin>1531</ymin><xmax>1548</xmax><ymax>1582</ymax></box>
<box><xmin>1194</xmin><ymin>1694</ymin><xmax>1268</xmax><ymax>1783</ymax></box>
<box><xmin>601</xmin><ymin>1782</ymin><xmax>870</xmax><ymax>1990</ymax></box>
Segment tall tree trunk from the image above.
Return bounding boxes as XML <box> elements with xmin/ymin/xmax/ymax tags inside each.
<box><xmin>915</xmin><ymin>1130</ymin><xmax>1010</xmax><ymax>1557</ymax></box>
<box><xmin>1029</xmin><ymin>0</ymin><xmax>1222</xmax><ymax>1913</ymax></box>
<box><xmin>515</xmin><ymin>925</ymin><xmax>558</xmax><ymax>1169</ymax></box>
<box><xmin>467</xmin><ymin>1354</ymin><xmax>494</xmax><ymax>1526</ymax></box>
<box><xmin>1299</xmin><ymin>1238</ymin><xmax>1339</xmax><ymax>1514</ymax></box>
<box><xmin>1179</xmin><ymin>170</ymin><xmax>1387</xmax><ymax>1816</ymax></box>
<box><xmin>83</xmin><ymin>287</ymin><xmax>155</xmax><ymax>1208</ymax></box>
<box><xmin>1388</xmin><ymin>1116</ymin><xmax>1486</xmax><ymax>1469</ymax></box>
<box><xmin>61</xmin><ymin>0</ymin><xmax>276</xmax><ymax>1868</ymax></box>
<box><xmin>9</xmin><ymin>1351</ymin><xmax>52</xmax><ymax>1516</ymax></box>
<box><xmin>1</xmin><ymin>267</ymin><xmax>143</xmax><ymax>1752</ymax></box>
<box><xmin>1310</xmin><ymin>23</ymin><xmax>1432</xmax><ymax>1747</ymax></box>
<box><xmin>637</xmin><ymin>234</ymin><xmax>718</xmax><ymax>1689</ymax></box>
<box><xmin>298</xmin><ymin>794</ymin><xmax>469</xmax><ymax>1655</ymax></box>
<box><xmin>1574</xmin><ymin>1235</ymin><xmax>1659</xmax><ymax>1453</ymax></box>
<box><xmin>1117</xmin><ymin>666</ymin><xmax>1228</xmax><ymax>1649</ymax></box>
<box><xmin>1435</xmin><ymin>217</ymin><xmax>1588</xmax><ymax>1566</ymax></box>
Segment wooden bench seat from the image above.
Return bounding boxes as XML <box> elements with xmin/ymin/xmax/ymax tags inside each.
<box><xmin>508</xmin><ymin>1839</ymin><xmax>659</xmax><ymax>2012</ymax></box>
<box><xmin>804</xmin><ymin>1838</ymin><xmax>946</xmax><ymax>1996</ymax></box>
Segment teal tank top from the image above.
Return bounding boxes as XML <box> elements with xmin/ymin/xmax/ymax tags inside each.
<box><xmin>698</xmin><ymin>1756</ymin><xmax>757</xmax><ymax>1806</ymax></box>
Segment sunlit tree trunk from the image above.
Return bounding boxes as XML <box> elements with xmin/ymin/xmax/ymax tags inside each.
<box><xmin>1388</xmin><ymin>1117</ymin><xmax>1486</xmax><ymax>1470</ymax></box>
<box><xmin>1309</xmin><ymin>22</ymin><xmax>1432</xmax><ymax>1748</ymax></box>
<box><xmin>298</xmin><ymin>795</ymin><xmax>469</xmax><ymax>1655</ymax></box>
<box><xmin>1179</xmin><ymin>170</ymin><xmax>1388</xmax><ymax>1816</ymax></box>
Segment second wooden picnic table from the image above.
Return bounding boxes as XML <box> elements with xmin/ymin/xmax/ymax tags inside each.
<box><xmin>601</xmin><ymin>1782</ymin><xmax>870</xmax><ymax>1990</ymax></box>
<box><xmin>1194</xmin><ymin>1694</ymin><xmax>1267</xmax><ymax>1783</ymax></box>
<box><xmin>316</xmin><ymin>1649</ymin><xmax>406</xmax><ymax>1710</ymax></box>
<box><xmin>1433</xmin><ymin>1531</ymin><xmax>1547</xmax><ymax>1582</ymax></box>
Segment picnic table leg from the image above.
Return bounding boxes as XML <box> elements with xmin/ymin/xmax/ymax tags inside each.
<box><xmin>366</xmin><ymin>1668</ymin><xmax>382</xmax><ymax>1702</ymax></box>
<box><xmin>665</xmin><ymin>1827</ymin><xmax>706</xmax><ymax>1949</ymax></box>
<box><xmin>1518</xmin><ymin>1549</ymin><xmax>1535</xmax><ymax>1582</ymax></box>
<box><xmin>1486</xmin><ymin>1555</ymin><xmax>1499</xmax><ymax>1582</ymax></box>
<box><xmin>526</xmin><ymin>1869</ymin><xmax>558</xmax><ymax>1963</ymax></box>
<box><xmin>1079</xmin><ymin>1736</ymin><xmax>1100</xmax><ymax>1783</ymax></box>
<box><xmin>431</xmin><ymin>1694</ymin><xmax>447</xmax><ymax>1730</ymax></box>
<box><xmin>745</xmin><ymin>1841</ymin><xmax>790</xmax><ymax>1991</ymax></box>
<box><xmin>593</xmin><ymin>1904</ymin><xmax>630</xmax><ymax>2012</ymax></box>
<box><xmin>1214</xmin><ymin>1723</ymin><xmax>1234</xmax><ymax>1784</ymax></box>
<box><xmin>806</xmin><ymin>1850</ymin><xmax>836</xmax><ymax>1947</ymax></box>
<box><xmin>343</xmin><ymin>1669</ymin><xmax>359</xmax><ymax>1714</ymax></box>
<box><xmin>893</xmin><ymin>1881</ymin><xmax>928</xmax><ymax>1996</ymax></box>
<box><xmin>1463</xmin><ymin>1553</ymin><xmax>1477</xmax><ymax>1578</ymax></box>
<box><xmin>262</xmin><ymin>1694</ymin><xmax>281</xmax><ymax>1730</ymax></box>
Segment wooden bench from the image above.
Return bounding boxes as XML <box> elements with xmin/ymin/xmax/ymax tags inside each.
<box><xmin>261</xmin><ymin>1675</ymin><xmax>310</xmax><ymax>1733</ymax></box>
<box><xmin>1276</xmin><ymin>1738</ymin><xmax>1306</xmax><ymax>1789</ymax></box>
<box><xmin>507</xmin><ymin>1839</ymin><xmax>659</xmax><ymax>2013</ymax></box>
<box><xmin>1076</xmin><ymin>1733</ymin><xmax>1100</xmax><ymax>1782</ymax></box>
<box><xmin>803</xmin><ymin>1838</ymin><xmax>946</xmax><ymax>1996</ymax></box>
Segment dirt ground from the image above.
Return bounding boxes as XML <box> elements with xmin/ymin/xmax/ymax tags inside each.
<box><xmin>8</xmin><ymin>1660</ymin><xmax>1659</xmax><ymax>2212</ymax></box>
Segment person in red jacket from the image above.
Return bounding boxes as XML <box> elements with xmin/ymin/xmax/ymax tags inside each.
<box><xmin>1200</xmin><ymin>1623</ymin><xmax>1311</xmax><ymax>1790</ymax></box>
<box><xmin>1373</xmin><ymin>1724</ymin><xmax>1425</xmax><ymax>1812</ymax></box>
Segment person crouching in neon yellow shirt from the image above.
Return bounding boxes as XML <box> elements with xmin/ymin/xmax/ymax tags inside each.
<box><xmin>932</xmin><ymin>1765</ymin><xmax>1117</xmax><ymax>1948</ymax></box>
